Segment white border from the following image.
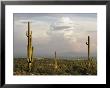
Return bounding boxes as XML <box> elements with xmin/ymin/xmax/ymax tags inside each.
<box><xmin>5</xmin><ymin>5</ymin><xmax>106</xmax><ymax>84</ymax></box>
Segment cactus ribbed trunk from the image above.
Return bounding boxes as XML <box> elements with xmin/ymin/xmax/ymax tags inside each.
<box><xmin>26</xmin><ymin>22</ymin><xmax>34</xmax><ymax>72</ymax></box>
<box><xmin>86</xmin><ymin>36</ymin><xmax>90</xmax><ymax>60</ymax></box>
<box><xmin>88</xmin><ymin>36</ymin><xmax>90</xmax><ymax>60</ymax></box>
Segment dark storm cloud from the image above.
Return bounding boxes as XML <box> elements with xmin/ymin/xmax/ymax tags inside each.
<box><xmin>52</xmin><ymin>25</ymin><xmax>71</xmax><ymax>30</ymax></box>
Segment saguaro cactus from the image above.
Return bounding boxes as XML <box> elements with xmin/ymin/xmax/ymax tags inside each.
<box><xmin>86</xmin><ymin>36</ymin><xmax>90</xmax><ymax>60</ymax></box>
<box><xmin>26</xmin><ymin>22</ymin><xmax>34</xmax><ymax>72</ymax></box>
<box><xmin>54</xmin><ymin>51</ymin><xmax>58</xmax><ymax>69</ymax></box>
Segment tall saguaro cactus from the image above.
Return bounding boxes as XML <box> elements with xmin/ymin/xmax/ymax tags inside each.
<box><xmin>86</xmin><ymin>36</ymin><xmax>90</xmax><ymax>60</ymax></box>
<box><xmin>26</xmin><ymin>22</ymin><xmax>34</xmax><ymax>72</ymax></box>
<box><xmin>54</xmin><ymin>51</ymin><xmax>58</xmax><ymax>69</ymax></box>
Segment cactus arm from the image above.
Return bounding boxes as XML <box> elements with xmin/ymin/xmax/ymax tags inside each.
<box><xmin>27</xmin><ymin>45</ymin><xmax>29</xmax><ymax>62</ymax></box>
<box><xmin>31</xmin><ymin>31</ymin><xmax>32</xmax><ymax>35</ymax></box>
<box><xmin>86</xmin><ymin>42</ymin><xmax>88</xmax><ymax>45</ymax></box>
<box><xmin>26</xmin><ymin>31</ymin><xmax>28</xmax><ymax>37</ymax></box>
<box><xmin>31</xmin><ymin>46</ymin><xmax>33</xmax><ymax>62</ymax></box>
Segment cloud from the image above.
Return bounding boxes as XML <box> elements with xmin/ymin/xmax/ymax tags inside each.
<box><xmin>51</xmin><ymin>17</ymin><xmax>76</xmax><ymax>31</ymax></box>
<box><xmin>52</xmin><ymin>25</ymin><xmax>71</xmax><ymax>30</ymax></box>
<box><xmin>46</xmin><ymin>16</ymin><xmax>97</xmax><ymax>53</ymax></box>
<box><xmin>14</xmin><ymin>13</ymin><xmax>97</xmax><ymax>57</ymax></box>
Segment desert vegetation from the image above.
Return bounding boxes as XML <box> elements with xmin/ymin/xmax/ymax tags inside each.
<box><xmin>13</xmin><ymin>58</ymin><xmax>97</xmax><ymax>75</ymax></box>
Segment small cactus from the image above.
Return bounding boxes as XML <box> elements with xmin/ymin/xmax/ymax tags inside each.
<box><xmin>55</xmin><ymin>51</ymin><xmax>56</xmax><ymax>58</ymax></box>
<box><xmin>54</xmin><ymin>51</ymin><xmax>58</xmax><ymax>69</ymax></box>
<box><xmin>86</xmin><ymin>36</ymin><xmax>90</xmax><ymax>60</ymax></box>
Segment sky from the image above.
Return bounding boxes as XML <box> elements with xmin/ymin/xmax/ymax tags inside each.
<box><xmin>13</xmin><ymin>13</ymin><xmax>97</xmax><ymax>58</ymax></box>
